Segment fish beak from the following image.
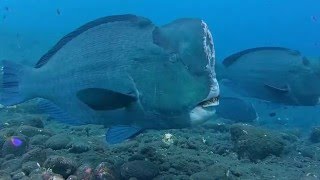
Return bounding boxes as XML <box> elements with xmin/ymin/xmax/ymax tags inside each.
<box><xmin>197</xmin><ymin>95</ymin><xmax>219</xmax><ymax>108</ymax></box>
<box><xmin>189</xmin><ymin>95</ymin><xmax>220</xmax><ymax>126</ymax></box>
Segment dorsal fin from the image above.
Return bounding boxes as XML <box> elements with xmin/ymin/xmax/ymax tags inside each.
<box><xmin>222</xmin><ymin>47</ymin><xmax>301</xmax><ymax>67</ymax></box>
<box><xmin>35</xmin><ymin>14</ymin><xmax>152</xmax><ymax>68</ymax></box>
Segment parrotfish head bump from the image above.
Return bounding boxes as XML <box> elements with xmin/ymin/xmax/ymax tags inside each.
<box><xmin>179</xmin><ymin>19</ymin><xmax>219</xmax><ymax>125</ymax></box>
<box><xmin>200</xmin><ymin>20</ymin><xmax>220</xmax><ymax>105</ymax></box>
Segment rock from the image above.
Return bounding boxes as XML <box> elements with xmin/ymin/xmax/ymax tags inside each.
<box><xmin>22</xmin><ymin>147</ymin><xmax>47</xmax><ymax>164</ymax></box>
<box><xmin>0</xmin><ymin>128</ymin><xmax>16</xmax><ymax>148</ymax></box>
<box><xmin>6</xmin><ymin>115</ymin><xmax>44</xmax><ymax>128</ymax></box>
<box><xmin>190</xmin><ymin>172</ymin><xmax>213</xmax><ymax>180</ymax></box>
<box><xmin>67</xmin><ymin>175</ymin><xmax>78</xmax><ymax>180</ymax></box>
<box><xmin>95</xmin><ymin>162</ymin><xmax>117</xmax><ymax>180</ymax></box>
<box><xmin>202</xmin><ymin>122</ymin><xmax>229</xmax><ymax>132</ymax></box>
<box><xmin>138</xmin><ymin>146</ymin><xmax>163</xmax><ymax>162</ymax></box>
<box><xmin>191</xmin><ymin>164</ymin><xmax>230</xmax><ymax>180</ymax></box>
<box><xmin>45</xmin><ymin>134</ymin><xmax>71</xmax><ymax>150</ymax></box>
<box><xmin>207</xmin><ymin>165</ymin><xmax>229</xmax><ymax>179</ymax></box>
<box><xmin>0</xmin><ymin>158</ymin><xmax>22</xmax><ymax>172</ymax></box>
<box><xmin>2</xmin><ymin>136</ymin><xmax>27</xmax><ymax>156</ymax></box>
<box><xmin>23</xmin><ymin>115</ymin><xmax>45</xmax><ymax>128</ymax></box>
<box><xmin>44</xmin><ymin>156</ymin><xmax>77</xmax><ymax>178</ymax></box>
<box><xmin>309</xmin><ymin>127</ymin><xmax>320</xmax><ymax>143</ymax></box>
<box><xmin>67</xmin><ymin>141</ymin><xmax>90</xmax><ymax>153</ymax></box>
<box><xmin>17</xmin><ymin>125</ymin><xmax>51</xmax><ymax>137</ymax></box>
<box><xmin>0</xmin><ymin>170</ymin><xmax>11</xmax><ymax>180</ymax></box>
<box><xmin>76</xmin><ymin>164</ymin><xmax>94</xmax><ymax>180</ymax></box>
<box><xmin>41</xmin><ymin>171</ymin><xmax>65</xmax><ymax>180</ymax></box>
<box><xmin>12</xmin><ymin>171</ymin><xmax>29</xmax><ymax>180</ymax></box>
<box><xmin>121</xmin><ymin>160</ymin><xmax>159</xmax><ymax>180</ymax></box>
<box><xmin>29</xmin><ymin>134</ymin><xmax>50</xmax><ymax>145</ymax></box>
<box><xmin>22</xmin><ymin>161</ymin><xmax>41</xmax><ymax>176</ymax></box>
<box><xmin>28</xmin><ymin>168</ymin><xmax>44</xmax><ymax>180</ymax></box>
<box><xmin>4</xmin><ymin>154</ymin><xmax>14</xmax><ymax>160</ymax></box>
<box><xmin>230</xmin><ymin>124</ymin><xmax>286</xmax><ymax>162</ymax></box>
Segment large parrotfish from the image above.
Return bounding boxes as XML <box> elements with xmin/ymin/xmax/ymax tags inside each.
<box><xmin>0</xmin><ymin>14</ymin><xmax>220</xmax><ymax>144</ymax></box>
<box><xmin>218</xmin><ymin>47</ymin><xmax>320</xmax><ymax>106</ymax></box>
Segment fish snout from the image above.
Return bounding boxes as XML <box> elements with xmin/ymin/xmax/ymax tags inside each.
<box><xmin>189</xmin><ymin>106</ymin><xmax>216</xmax><ymax>126</ymax></box>
<box><xmin>189</xmin><ymin>94</ymin><xmax>220</xmax><ymax>126</ymax></box>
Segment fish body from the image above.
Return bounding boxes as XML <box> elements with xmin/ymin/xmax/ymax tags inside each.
<box><xmin>216</xmin><ymin>97</ymin><xmax>258</xmax><ymax>123</ymax></box>
<box><xmin>0</xmin><ymin>15</ymin><xmax>219</xmax><ymax>143</ymax></box>
<box><xmin>218</xmin><ymin>47</ymin><xmax>320</xmax><ymax>106</ymax></box>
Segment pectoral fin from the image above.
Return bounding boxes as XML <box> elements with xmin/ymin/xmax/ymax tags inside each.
<box><xmin>106</xmin><ymin>125</ymin><xmax>143</xmax><ymax>144</ymax></box>
<box><xmin>76</xmin><ymin>88</ymin><xmax>137</xmax><ymax>111</ymax></box>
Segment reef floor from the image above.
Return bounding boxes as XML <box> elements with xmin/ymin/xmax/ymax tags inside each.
<box><xmin>0</xmin><ymin>102</ymin><xmax>319</xmax><ymax>180</ymax></box>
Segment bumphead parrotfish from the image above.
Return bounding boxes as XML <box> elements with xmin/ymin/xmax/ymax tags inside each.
<box><xmin>218</xmin><ymin>47</ymin><xmax>320</xmax><ymax>106</ymax></box>
<box><xmin>0</xmin><ymin>14</ymin><xmax>220</xmax><ymax>144</ymax></box>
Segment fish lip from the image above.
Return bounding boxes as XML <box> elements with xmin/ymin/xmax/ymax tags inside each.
<box><xmin>197</xmin><ymin>95</ymin><xmax>220</xmax><ymax>108</ymax></box>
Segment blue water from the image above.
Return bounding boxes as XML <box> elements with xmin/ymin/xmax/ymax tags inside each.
<box><xmin>1</xmin><ymin>0</ymin><xmax>320</xmax><ymax>64</ymax></box>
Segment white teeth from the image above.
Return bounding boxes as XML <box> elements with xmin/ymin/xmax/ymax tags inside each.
<box><xmin>200</xmin><ymin>96</ymin><xmax>219</xmax><ymax>107</ymax></box>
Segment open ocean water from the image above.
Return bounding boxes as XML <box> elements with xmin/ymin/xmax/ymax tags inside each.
<box><xmin>0</xmin><ymin>0</ymin><xmax>320</xmax><ymax>179</ymax></box>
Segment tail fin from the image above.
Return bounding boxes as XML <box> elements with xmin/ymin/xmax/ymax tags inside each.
<box><xmin>0</xmin><ymin>60</ymin><xmax>33</xmax><ymax>106</ymax></box>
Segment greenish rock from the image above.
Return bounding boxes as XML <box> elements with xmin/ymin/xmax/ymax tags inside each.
<box><xmin>22</xmin><ymin>147</ymin><xmax>47</xmax><ymax>164</ymax></box>
<box><xmin>0</xmin><ymin>170</ymin><xmax>11</xmax><ymax>180</ymax></box>
<box><xmin>22</xmin><ymin>161</ymin><xmax>41</xmax><ymax>176</ymax></box>
<box><xmin>309</xmin><ymin>127</ymin><xmax>320</xmax><ymax>143</ymax></box>
<box><xmin>121</xmin><ymin>160</ymin><xmax>159</xmax><ymax>180</ymax></box>
<box><xmin>190</xmin><ymin>172</ymin><xmax>213</xmax><ymax>180</ymax></box>
<box><xmin>207</xmin><ymin>165</ymin><xmax>230</xmax><ymax>179</ymax></box>
<box><xmin>67</xmin><ymin>141</ymin><xmax>90</xmax><ymax>153</ymax></box>
<box><xmin>0</xmin><ymin>158</ymin><xmax>22</xmax><ymax>172</ymax></box>
<box><xmin>0</xmin><ymin>128</ymin><xmax>16</xmax><ymax>148</ymax></box>
<box><xmin>17</xmin><ymin>125</ymin><xmax>51</xmax><ymax>137</ymax></box>
<box><xmin>5</xmin><ymin>115</ymin><xmax>44</xmax><ymax>128</ymax></box>
<box><xmin>45</xmin><ymin>134</ymin><xmax>71</xmax><ymax>150</ymax></box>
<box><xmin>12</xmin><ymin>171</ymin><xmax>29</xmax><ymax>180</ymax></box>
<box><xmin>67</xmin><ymin>175</ymin><xmax>78</xmax><ymax>180</ymax></box>
<box><xmin>30</xmin><ymin>134</ymin><xmax>50</xmax><ymax>145</ymax></box>
<box><xmin>44</xmin><ymin>156</ymin><xmax>77</xmax><ymax>178</ymax></box>
<box><xmin>230</xmin><ymin>124</ymin><xmax>286</xmax><ymax>162</ymax></box>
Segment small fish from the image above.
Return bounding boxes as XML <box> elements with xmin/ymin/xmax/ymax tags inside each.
<box><xmin>269</xmin><ymin>112</ymin><xmax>276</xmax><ymax>117</ymax></box>
<box><xmin>0</xmin><ymin>14</ymin><xmax>220</xmax><ymax>144</ymax></box>
<box><xmin>56</xmin><ymin>9</ymin><xmax>61</xmax><ymax>15</ymax></box>
<box><xmin>218</xmin><ymin>47</ymin><xmax>320</xmax><ymax>106</ymax></box>
<box><xmin>311</xmin><ymin>15</ymin><xmax>318</xmax><ymax>22</ymax></box>
<box><xmin>4</xmin><ymin>7</ymin><xmax>9</xmax><ymax>12</ymax></box>
<box><xmin>2</xmin><ymin>14</ymin><xmax>6</xmax><ymax>20</ymax></box>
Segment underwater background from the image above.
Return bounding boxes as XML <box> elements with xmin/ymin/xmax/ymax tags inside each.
<box><xmin>0</xmin><ymin>0</ymin><xmax>320</xmax><ymax>179</ymax></box>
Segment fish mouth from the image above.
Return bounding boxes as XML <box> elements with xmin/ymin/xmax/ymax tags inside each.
<box><xmin>198</xmin><ymin>95</ymin><xmax>219</xmax><ymax>108</ymax></box>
